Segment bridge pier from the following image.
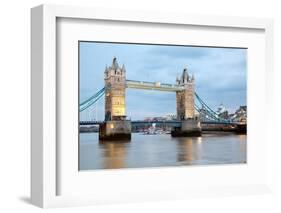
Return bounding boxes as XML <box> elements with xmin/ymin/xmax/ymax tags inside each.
<box><xmin>171</xmin><ymin>119</ymin><xmax>201</xmax><ymax>137</ymax></box>
<box><xmin>99</xmin><ymin>120</ymin><xmax>131</xmax><ymax>141</ymax></box>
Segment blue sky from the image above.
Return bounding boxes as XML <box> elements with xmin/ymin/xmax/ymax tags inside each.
<box><xmin>79</xmin><ymin>41</ymin><xmax>247</xmax><ymax>120</ymax></box>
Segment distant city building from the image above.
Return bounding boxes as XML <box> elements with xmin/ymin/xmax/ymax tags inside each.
<box><xmin>216</xmin><ymin>103</ymin><xmax>229</xmax><ymax>119</ymax></box>
<box><xmin>144</xmin><ymin>114</ymin><xmax>177</xmax><ymax>121</ymax></box>
<box><xmin>196</xmin><ymin>103</ymin><xmax>247</xmax><ymax>123</ymax></box>
<box><xmin>198</xmin><ymin>107</ymin><xmax>211</xmax><ymax>122</ymax></box>
<box><xmin>232</xmin><ymin>106</ymin><xmax>247</xmax><ymax>123</ymax></box>
<box><xmin>163</xmin><ymin>114</ymin><xmax>177</xmax><ymax>120</ymax></box>
<box><xmin>144</xmin><ymin>117</ymin><xmax>163</xmax><ymax>121</ymax></box>
<box><xmin>143</xmin><ymin>105</ymin><xmax>247</xmax><ymax>123</ymax></box>
<box><xmin>216</xmin><ymin>103</ymin><xmax>227</xmax><ymax>114</ymax></box>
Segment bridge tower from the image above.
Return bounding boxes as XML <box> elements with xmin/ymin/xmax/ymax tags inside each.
<box><xmin>172</xmin><ymin>67</ymin><xmax>201</xmax><ymax>137</ymax></box>
<box><xmin>176</xmin><ymin>67</ymin><xmax>195</xmax><ymax>120</ymax></box>
<box><xmin>99</xmin><ymin>57</ymin><xmax>131</xmax><ymax>140</ymax></box>
<box><xmin>104</xmin><ymin>57</ymin><xmax>126</xmax><ymax>121</ymax></box>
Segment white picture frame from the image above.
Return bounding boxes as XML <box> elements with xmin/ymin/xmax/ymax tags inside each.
<box><xmin>31</xmin><ymin>4</ymin><xmax>274</xmax><ymax>208</ymax></box>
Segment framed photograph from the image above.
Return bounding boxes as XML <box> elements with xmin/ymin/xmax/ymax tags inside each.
<box><xmin>31</xmin><ymin>4</ymin><xmax>274</xmax><ymax>208</ymax></box>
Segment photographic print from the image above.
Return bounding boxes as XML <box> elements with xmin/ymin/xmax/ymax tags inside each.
<box><xmin>79</xmin><ymin>41</ymin><xmax>247</xmax><ymax>170</ymax></box>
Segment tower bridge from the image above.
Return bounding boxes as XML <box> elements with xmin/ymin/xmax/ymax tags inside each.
<box><xmin>80</xmin><ymin>57</ymin><xmax>240</xmax><ymax>140</ymax></box>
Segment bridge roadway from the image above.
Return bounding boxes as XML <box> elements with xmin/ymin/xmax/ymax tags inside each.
<box><xmin>126</xmin><ymin>79</ymin><xmax>184</xmax><ymax>92</ymax></box>
<box><xmin>79</xmin><ymin>120</ymin><xmax>235</xmax><ymax>127</ymax></box>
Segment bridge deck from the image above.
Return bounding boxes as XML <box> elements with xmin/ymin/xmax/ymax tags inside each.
<box><xmin>126</xmin><ymin>80</ymin><xmax>184</xmax><ymax>92</ymax></box>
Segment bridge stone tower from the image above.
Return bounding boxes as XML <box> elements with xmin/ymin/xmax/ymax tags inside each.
<box><xmin>172</xmin><ymin>67</ymin><xmax>201</xmax><ymax>137</ymax></box>
<box><xmin>104</xmin><ymin>57</ymin><xmax>126</xmax><ymax>121</ymax></box>
<box><xmin>99</xmin><ymin>57</ymin><xmax>131</xmax><ymax>140</ymax></box>
<box><xmin>176</xmin><ymin>67</ymin><xmax>195</xmax><ymax>120</ymax></box>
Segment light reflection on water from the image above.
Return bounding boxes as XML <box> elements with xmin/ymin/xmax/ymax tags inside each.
<box><xmin>79</xmin><ymin>133</ymin><xmax>246</xmax><ymax>170</ymax></box>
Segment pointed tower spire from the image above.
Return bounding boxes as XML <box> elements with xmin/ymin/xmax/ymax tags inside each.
<box><xmin>104</xmin><ymin>65</ymin><xmax>108</xmax><ymax>78</ymax></box>
<box><xmin>121</xmin><ymin>64</ymin><xmax>126</xmax><ymax>72</ymax></box>
<box><xmin>112</xmin><ymin>56</ymin><xmax>119</xmax><ymax>70</ymax></box>
<box><xmin>176</xmin><ymin>76</ymin><xmax>180</xmax><ymax>84</ymax></box>
<box><xmin>182</xmin><ymin>67</ymin><xmax>189</xmax><ymax>83</ymax></box>
<box><xmin>191</xmin><ymin>73</ymin><xmax>195</xmax><ymax>81</ymax></box>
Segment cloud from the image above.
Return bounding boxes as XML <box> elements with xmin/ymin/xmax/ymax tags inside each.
<box><xmin>149</xmin><ymin>46</ymin><xmax>212</xmax><ymax>60</ymax></box>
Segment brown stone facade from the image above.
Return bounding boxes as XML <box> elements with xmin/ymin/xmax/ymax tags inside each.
<box><xmin>176</xmin><ymin>68</ymin><xmax>195</xmax><ymax>120</ymax></box>
<box><xmin>101</xmin><ymin>57</ymin><xmax>132</xmax><ymax>140</ymax></box>
<box><xmin>104</xmin><ymin>57</ymin><xmax>126</xmax><ymax>121</ymax></box>
<box><xmin>173</xmin><ymin>67</ymin><xmax>202</xmax><ymax>137</ymax></box>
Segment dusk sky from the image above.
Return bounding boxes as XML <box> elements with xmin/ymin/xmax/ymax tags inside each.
<box><xmin>79</xmin><ymin>41</ymin><xmax>247</xmax><ymax>121</ymax></box>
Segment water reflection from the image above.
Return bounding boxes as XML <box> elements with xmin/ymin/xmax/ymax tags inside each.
<box><xmin>99</xmin><ymin>141</ymin><xmax>129</xmax><ymax>169</ymax></box>
<box><xmin>79</xmin><ymin>133</ymin><xmax>247</xmax><ymax>170</ymax></box>
<box><xmin>175</xmin><ymin>137</ymin><xmax>205</xmax><ymax>165</ymax></box>
<box><xmin>237</xmin><ymin>134</ymin><xmax>247</xmax><ymax>163</ymax></box>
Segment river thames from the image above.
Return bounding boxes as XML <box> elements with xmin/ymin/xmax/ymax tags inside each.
<box><xmin>79</xmin><ymin>132</ymin><xmax>246</xmax><ymax>170</ymax></box>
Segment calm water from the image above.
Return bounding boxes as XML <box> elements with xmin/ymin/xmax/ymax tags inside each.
<box><xmin>79</xmin><ymin>133</ymin><xmax>246</xmax><ymax>170</ymax></box>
